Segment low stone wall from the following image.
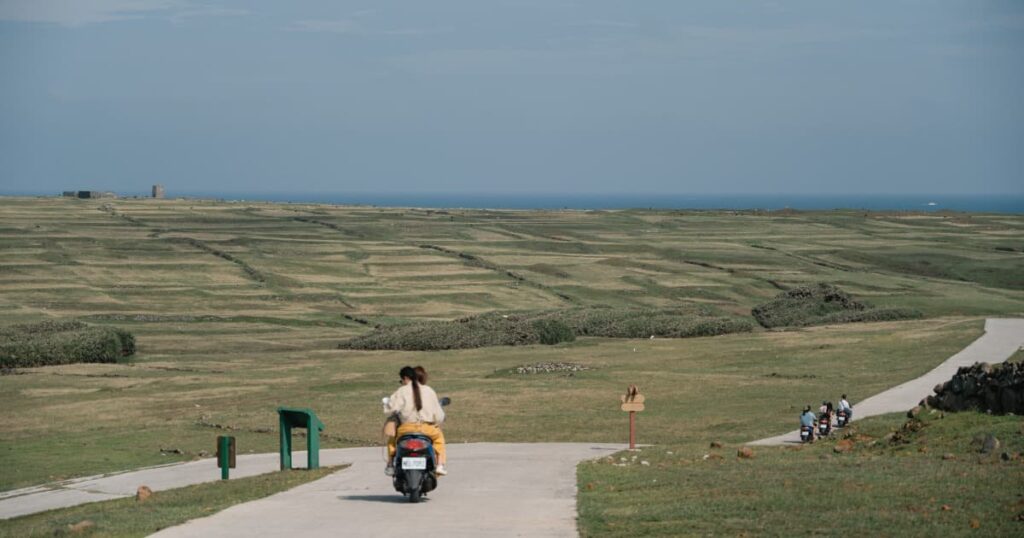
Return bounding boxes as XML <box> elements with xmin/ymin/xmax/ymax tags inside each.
<box><xmin>922</xmin><ymin>361</ymin><xmax>1024</xmax><ymax>415</ymax></box>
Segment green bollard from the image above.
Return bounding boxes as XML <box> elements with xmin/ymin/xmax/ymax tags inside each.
<box><xmin>217</xmin><ymin>436</ymin><xmax>234</xmax><ymax>480</ymax></box>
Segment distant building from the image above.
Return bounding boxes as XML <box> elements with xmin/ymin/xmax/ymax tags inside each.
<box><xmin>74</xmin><ymin>191</ymin><xmax>116</xmax><ymax>199</ymax></box>
<box><xmin>152</xmin><ymin>184</ymin><xmax>165</xmax><ymax>199</ymax></box>
<box><xmin>62</xmin><ymin>191</ymin><xmax>76</xmax><ymax>197</ymax></box>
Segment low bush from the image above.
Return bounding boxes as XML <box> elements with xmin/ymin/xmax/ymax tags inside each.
<box><xmin>752</xmin><ymin>283</ymin><xmax>922</xmax><ymax>328</ymax></box>
<box><xmin>339</xmin><ymin>307</ymin><xmax>752</xmax><ymax>351</ymax></box>
<box><xmin>0</xmin><ymin>320</ymin><xmax>136</xmax><ymax>368</ymax></box>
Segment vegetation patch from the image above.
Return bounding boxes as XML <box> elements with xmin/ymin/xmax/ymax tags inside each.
<box><xmin>2</xmin><ymin>466</ymin><xmax>342</xmax><ymax>538</ymax></box>
<box><xmin>751</xmin><ymin>283</ymin><xmax>922</xmax><ymax>328</ymax></box>
<box><xmin>338</xmin><ymin>312</ymin><xmax>576</xmax><ymax>351</ymax></box>
<box><xmin>338</xmin><ymin>307</ymin><xmax>752</xmax><ymax>351</ymax></box>
<box><xmin>0</xmin><ymin>320</ymin><xmax>135</xmax><ymax>368</ymax></box>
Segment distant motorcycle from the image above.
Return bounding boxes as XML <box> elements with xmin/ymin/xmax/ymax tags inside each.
<box><xmin>800</xmin><ymin>425</ymin><xmax>814</xmax><ymax>443</ymax></box>
<box><xmin>817</xmin><ymin>415</ymin><xmax>831</xmax><ymax>438</ymax></box>
<box><xmin>383</xmin><ymin>396</ymin><xmax>450</xmax><ymax>503</ymax></box>
<box><xmin>836</xmin><ymin>409</ymin><xmax>850</xmax><ymax>428</ymax></box>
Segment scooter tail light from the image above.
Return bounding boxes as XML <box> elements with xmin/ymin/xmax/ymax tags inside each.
<box><xmin>399</xmin><ymin>439</ymin><xmax>428</xmax><ymax>450</ymax></box>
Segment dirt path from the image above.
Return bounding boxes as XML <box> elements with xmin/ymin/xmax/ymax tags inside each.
<box><xmin>749</xmin><ymin>318</ymin><xmax>1024</xmax><ymax>446</ymax></box>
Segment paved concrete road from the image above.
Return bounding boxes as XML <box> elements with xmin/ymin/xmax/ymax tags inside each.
<box><xmin>151</xmin><ymin>443</ymin><xmax>622</xmax><ymax>538</ymax></box>
<box><xmin>749</xmin><ymin>318</ymin><xmax>1024</xmax><ymax>446</ymax></box>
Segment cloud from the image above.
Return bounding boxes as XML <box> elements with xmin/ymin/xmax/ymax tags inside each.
<box><xmin>285</xmin><ymin>18</ymin><xmax>448</xmax><ymax>37</ymax></box>
<box><xmin>286</xmin><ymin>19</ymin><xmax>357</xmax><ymax>34</ymax></box>
<box><xmin>0</xmin><ymin>0</ymin><xmax>245</xmax><ymax>27</ymax></box>
<box><xmin>566</xmin><ymin>19</ymin><xmax>639</xmax><ymax>29</ymax></box>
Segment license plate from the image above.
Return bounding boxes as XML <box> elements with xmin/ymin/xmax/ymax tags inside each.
<box><xmin>402</xmin><ymin>457</ymin><xmax>427</xmax><ymax>470</ymax></box>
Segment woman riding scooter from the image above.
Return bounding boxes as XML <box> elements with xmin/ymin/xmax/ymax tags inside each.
<box><xmin>384</xmin><ymin>366</ymin><xmax>448</xmax><ymax>476</ymax></box>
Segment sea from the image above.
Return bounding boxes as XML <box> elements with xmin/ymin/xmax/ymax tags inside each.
<box><xmin>5</xmin><ymin>191</ymin><xmax>1024</xmax><ymax>213</ymax></box>
<box><xmin>165</xmin><ymin>193</ymin><xmax>1024</xmax><ymax>213</ymax></box>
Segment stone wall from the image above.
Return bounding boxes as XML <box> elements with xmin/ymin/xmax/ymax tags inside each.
<box><xmin>923</xmin><ymin>361</ymin><xmax>1024</xmax><ymax>415</ymax></box>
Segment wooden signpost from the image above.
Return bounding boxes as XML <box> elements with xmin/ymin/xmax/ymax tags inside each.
<box><xmin>620</xmin><ymin>385</ymin><xmax>645</xmax><ymax>449</ymax></box>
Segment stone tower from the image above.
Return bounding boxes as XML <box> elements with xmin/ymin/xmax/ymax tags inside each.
<box><xmin>152</xmin><ymin>184</ymin><xmax>165</xmax><ymax>199</ymax></box>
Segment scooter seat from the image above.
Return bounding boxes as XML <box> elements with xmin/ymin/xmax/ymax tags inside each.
<box><xmin>397</xmin><ymin>433</ymin><xmax>433</xmax><ymax>443</ymax></box>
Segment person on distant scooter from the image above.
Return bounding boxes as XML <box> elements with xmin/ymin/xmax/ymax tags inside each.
<box><xmin>818</xmin><ymin>401</ymin><xmax>834</xmax><ymax>437</ymax></box>
<box><xmin>385</xmin><ymin>366</ymin><xmax>447</xmax><ymax>477</ymax></box>
<box><xmin>839</xmin><ymin>394</ymin><xmax>853</xmax><ymax>421</ymax></box>
<box><xmin>800</xmin><ymin>405</ymin><xmax>817</xmax><ymax>442</ymax></box>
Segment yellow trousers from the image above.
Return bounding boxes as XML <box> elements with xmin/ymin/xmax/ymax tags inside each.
<box><xmin>388</xmin><ymin>422</ymin><xmax>446</xmax><ymax>464</ymax></box>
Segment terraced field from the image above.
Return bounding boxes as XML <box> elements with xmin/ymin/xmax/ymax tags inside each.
<box><xmin>0</xmin><ymin>197</ymin><xmax>1022</xmax><ymax>493</ymax></box>
<box><xmin>2</xmin><ymin>198</ymin><xmax>1022</xmax><ymax>327</ymax></box>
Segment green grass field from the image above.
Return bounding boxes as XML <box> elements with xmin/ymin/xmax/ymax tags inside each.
<box><xmin>1</xmin><ymin>197</ymin><xmax>1022</xmax><ymax>534</ymax></box>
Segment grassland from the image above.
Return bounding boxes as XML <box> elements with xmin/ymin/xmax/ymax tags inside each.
<box><xmin>1</xmin><ymin>197</ymin><xmax>1022</xmax><ymax>533</ymax></box>
<box><xmin>578</xmin><ymin>411</ymin><xmax>1024</xmax><ymax>536</ymax></box>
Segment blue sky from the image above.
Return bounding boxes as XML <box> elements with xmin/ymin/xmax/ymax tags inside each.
<box><xmin>1</xmin><ymin>1</ymin><xmax>1022</xmax><ymax>196</ymax></box>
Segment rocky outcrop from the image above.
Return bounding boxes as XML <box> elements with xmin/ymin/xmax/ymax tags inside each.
<box><xmin>922</xmin><ymin>361</ymin><xmax>1024</xmax><ymax>414</ymax></box>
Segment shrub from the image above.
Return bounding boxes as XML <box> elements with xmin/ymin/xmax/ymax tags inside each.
<box><xmin>0</xmin><ymin>321</ymin><xmax>136</xmax><ymax>368</ymax></box>
<box><xmin>339</xmin><ymin>307</ymin><xmax>751</xmax><ymax>351</ymax></box>
<box><xmin>531</xmin><ymin>318</ymin><xmax>576</xmax><ymax>345</ymax></box>
<box><xmin>751</xmin><ymin>283</ymin><xmax>922</xmax><ymax>328</ymax></box>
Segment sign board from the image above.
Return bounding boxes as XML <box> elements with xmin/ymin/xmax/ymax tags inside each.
<box><xmin>620</xmin><ymin>385</ymin><xmax>645</xmax><ymax>412</ymax></box>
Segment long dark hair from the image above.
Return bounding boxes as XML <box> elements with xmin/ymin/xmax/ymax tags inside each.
<box><xmin>400</xmin><ymin>366</ymin><xmax>422</xmax><ymax>411</ymax></box>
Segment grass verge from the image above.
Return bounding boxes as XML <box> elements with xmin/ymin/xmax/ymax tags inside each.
<box><xmin>578</xmin><ymin>412</ymin><xmax>1024</xmax><ymax>536</ymax></box>
<box><xmin>0</xmin><ymin>466</ymin><xmax>344</xmax><ymax>538</ymax></box>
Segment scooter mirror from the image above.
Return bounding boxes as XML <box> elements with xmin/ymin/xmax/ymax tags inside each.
<box><xmin>440</xmin><ymin>397</ymin><xmax>451</xmax><ymax>407</ymax></box>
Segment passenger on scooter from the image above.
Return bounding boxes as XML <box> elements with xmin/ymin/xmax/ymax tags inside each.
<box><xmin>385</xmin><ymin>366</ymin><xmax>448</xmax><ymax>477</ymax></box>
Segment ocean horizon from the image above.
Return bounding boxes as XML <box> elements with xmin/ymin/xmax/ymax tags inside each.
<box><xmin>4</xmin><ymin>191</ymin><xmax>1024</xmax><ymax>213</ymax></box>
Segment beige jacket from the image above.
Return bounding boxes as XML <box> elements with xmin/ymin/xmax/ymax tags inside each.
<box><xmin>385</xmin><ymin>383</ymin><xmax>445</xmax><ymax>425</ymax></box>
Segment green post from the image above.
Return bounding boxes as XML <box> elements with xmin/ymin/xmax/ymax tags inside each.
<box><xmin>279</xmin><ymin>413</ymin><xmax>292</xmax><ymax>470</ymax></box>
<box><xmin>277</xmin><ymin>407</ymin><xmax>324</xmax><ymax>471</ymax></box>
<box><xmin>307</xmin><ymin>415</ymin><xmax>320</xmax><ymax>470</ymax></box>
<box><xmin>217</xmin><ymin>436</ymin><xmax>230</xmax><ymax>480</ymax></box>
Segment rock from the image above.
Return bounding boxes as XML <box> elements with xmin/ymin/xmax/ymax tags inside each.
<box><xmin>136</xmin><ymin>485</ymin><xmax>153</xmax><ymax>502</ymax></box>
<box><xmin>197</xmin><ymin>450</ymin><xmax>210</xmax><ymax>458</ymax></box>
<box><xmin>68</xmin><ymin>520</ymin><xmax>95</xmax><ymax>533</ymax></box>
<box><xmin>833</xmin><ymin>439</ymin><xmax>854</xmax><ymax>453</ymax></box>
<box><xmin>710</xmin><ymin>441</ymin><xmax>723</xmax><ymax>449</ymax></box>
<box><xmin>981</xmin><ymin>434</ymin><xmax>1000</xmax><ymax>454</ymax></box>
<box><xmin>737</xmin><ymin>447</ymin><xmax>754</xmax><ymax>459</ymax></box>
<box><xmin>941</xmin><ymin>504</ymin><xmax>952</xmax><ymax>511</ymax></box>
<box><xmin>969</xmin><ymin>518</ymin><xmax>980</xmax><ymax>529</ymax></box>
<box><xmin>907</xmin><ymin>406</ymin><xmax>922</xmax><ymax>418</ymax></box>
<box><xmin>640</xmin><ymin>460</ymin><xmax>650</xmax><ymax>466</ymax></box>
<box><xmin>942</xmin><ymin>453</ymin><xmax>956</xmax><ymax>461</ymax></box>
<box><xmin>1000</xmin><ymin>452</ymin><xmax>1011</xmax><ymax>462</ymax></box>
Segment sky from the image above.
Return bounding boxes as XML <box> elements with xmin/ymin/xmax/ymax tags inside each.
<box><xmin>1</xmin><ymin>1</ymin><xmax>1022</xmax><ymax>196</ymax></box>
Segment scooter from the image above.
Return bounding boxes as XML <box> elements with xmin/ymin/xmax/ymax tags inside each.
<box><xmin>817</xmin><ymin>415</ymin><xmax>831</xmax><ymax>438</ymax></box>
<box><xmin>383</xmin><ymin>396</ymin><xmax>450</xmax><ymax>503</ymax></box>
<box><xmin>836</xmin><ymin>409</ymin><xmax>849</xmax><ymax>428</ymax></box>
<box><xmin>800</xmin><ymin>425</ymin><xmax>814</xmax><ymax>443</ymax></box>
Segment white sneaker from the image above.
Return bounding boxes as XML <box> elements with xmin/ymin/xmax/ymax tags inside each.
<box><xmin>384</xmin><ymin>464</ymin><xmax>394</xmax><ymax>476</ymax></box>
<box><xmin>436</xmin><ymin>464</ymin><xmax>447</xmax><ymax>476</ymax></box>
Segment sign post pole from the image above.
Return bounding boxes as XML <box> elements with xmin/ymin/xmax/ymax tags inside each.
<box><xmin>629</xmin><ymin>411</ymin><xmax>636</xmax><ymax>449</ymax></box>
<box><xmin>620</xmin><ymin>385</ymin><xmax>645</xmax><ymax>450</ymax></box>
